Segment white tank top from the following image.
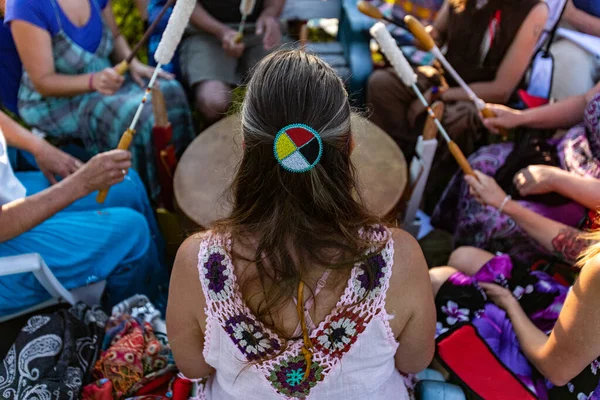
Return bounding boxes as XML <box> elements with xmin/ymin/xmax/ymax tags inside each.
<box><xmin>191</xmin><ymin>226</ymin><xmax>413</xmax><ymax>400</ymax></box>
<box><xmin>0</xmin><ymin>129</ymin><xmax>26</xmax><ymax>207</ymax></box>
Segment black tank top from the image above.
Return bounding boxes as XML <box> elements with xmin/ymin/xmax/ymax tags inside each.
<box><xmin>445</xmin><ymin>0</ymin><xmax>541</xmax><ymax>86</ymax></box>
<box><xmin>200</xmin><ymin>0</ymin><xmax>265</xmax><ymax>23</ymax></box>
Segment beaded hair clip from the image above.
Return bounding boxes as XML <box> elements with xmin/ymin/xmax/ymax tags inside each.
<box><xmin>273</xmin><ymin>124</ymin><xmax>323</xmax><ymax>173</ymax></box>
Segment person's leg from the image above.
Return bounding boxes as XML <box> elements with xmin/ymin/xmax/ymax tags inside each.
<box><xmin>194</xmin><ymin>81</ymin><xmax>233</xmax><ymax>125</ymax></box>
<box><xmin>448</xmin><ymin>246</ymin><xmax>495</xmax><ymax>276</ymax></box>
<box><xmin>179</xmin><ymin>29</ymin><xmax>237</xmax><ymax>126</ymax></box>
<box><xmin>550</xmin><ymin>39</ymin><xmax>596</xmax><ymax>101</ymax></box>
<box><xmin>367</xmin><ymin>68</ymin><xmax>419</xmax><ymax>159</ymax></box>
<box><xmin>429</xmin><ymin>266</ymin><xmax>459</xmax><ymax>296</ymax></box>
<box><xmin>0</xmin><ymin>207</ymin><xmax>166</xmax><ymax>316</ymax></box>
<box><xmin>17</xmin><ymin>170</ymin><xmax>164</xmax><ymax>259</ymax></box>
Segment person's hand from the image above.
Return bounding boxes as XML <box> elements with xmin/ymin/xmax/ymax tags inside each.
<box><xmin>129</xmin><ymin>59</ymin><xmax>175</xmax><ymax>87</ymax></box>
<box><xmin>513</xmin><ymin>165</ymin><xmax>560</xmax><ymax>196</ymax></box>
<box><xmin>221</xmin><ymin>29</ymin><xmax>245</xmax><ymax>59</ymax></box>
<box><xmin>92</xmin><ymin>68</ymin><xmax>125</xmax><ymax>95</ymax></box>
<box><xmin>464</xmin><ymin>170</ymin><xmax>508</xmax><ymax>209</ymax></box>
<box><xmin>73</xmin><ymin>150</ymin><xmax>132</xmax><ymax>195</ymax></box>
<box><xmin>256</xmin><ymin>14</ymin><xmax>282</xmax><ymax>51</ymax></box>
<box><xmin>481</xmin><ymin>104</ymin><xmax>523</xmax><ymax>134</ymax></box>
<box><xmin>32</xmin><ymin>139</ymin><xmax>83</xmax><ymax>184</ymax></box>
<box><xmin>479</xmin><ymin>282</ymin><xmax>519</xmax><ymax>312</ymax></box>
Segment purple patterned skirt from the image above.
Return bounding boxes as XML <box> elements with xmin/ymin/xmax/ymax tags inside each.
<box><xmin>435</xmin><ymin>255</ymin><xmax>600</xmax><ymax>399</ymax></box>
<box><xmin>431</xmin><ymin>142</ymin><xmax>587</xmax><ymax>265</ymax></box>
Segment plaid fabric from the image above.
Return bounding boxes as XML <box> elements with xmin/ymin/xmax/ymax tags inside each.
<box><xmin>369</xmin><ymin>0</ymin><xmax>443</xmax><ymax>66</ymax></box>
<box><xmin>17</xmin><ymin>0</ymin><xmax>194</xmax><ymax>198</ymax></box>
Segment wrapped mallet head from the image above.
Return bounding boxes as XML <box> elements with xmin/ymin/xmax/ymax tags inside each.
<box><xmin>154</xmin><ymin>0</ymin><xmax>196</xmax><ymax>65</ymax></box>
<box><xmin>370</xmin><ymin>22</ymin><xmax>476</xmax><ymax>177</ymax></box>
<box><xmin>235</xmin><ymin>0</ymin><xmax>257</xmax><ymax>43</ymax></box>
<box><xmin>370</xmin><ymin>22</ymin><xmax>416</xmax><ymax>87</ymax></box>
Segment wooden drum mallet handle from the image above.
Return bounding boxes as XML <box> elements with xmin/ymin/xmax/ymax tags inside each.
<box><xmin>96</xmin><ymin>129</ymin><xmax>135</xmax><ymax>203</ymax></box>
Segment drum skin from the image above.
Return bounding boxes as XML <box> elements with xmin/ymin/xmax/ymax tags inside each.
<box><xmin>174</xmin><ymin>114</ymin><xmax>407</xmax><ymax>228</ymax></box>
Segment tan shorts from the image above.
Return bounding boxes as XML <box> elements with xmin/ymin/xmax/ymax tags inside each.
<box><xmin>179</xmin><ymin>24</ymin><xmax>270</xmax><ymax>88</ymax></box>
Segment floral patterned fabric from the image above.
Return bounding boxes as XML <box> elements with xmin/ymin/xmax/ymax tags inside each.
<box><xmin>192</xmin><ymin>227</ymin><xmax>412</xmax><ymax>399</ymax></box>
<box><xmin>92</xmin><ymin>296</ymin><xmax>172</xmax><ymax>399</ymax></box>
<box><xmin>435</xmin><ymin>254</ymin><xmax>600</xmax><ymax>399</ymax></box>
<box><xmin>432</xmin><ymin>92</ymin><xmax>600</xmax><ymax>265</ymax></box>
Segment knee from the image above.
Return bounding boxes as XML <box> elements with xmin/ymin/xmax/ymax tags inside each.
<box><xmin>102</xmin><ymin>170</ymin><xmax>147</xmax><ymax>211</ymax></box>
<box><xmin>448</xmin><ymin>247</ymin><xmax>475</xmax><ymax>269</ymax></box>
<box><xmin>195</xmin><ymin>83</ymin><xmax>232</xmax><ymax>123</ymax></box>
<box><xmin>448</xmin><ymin>246</ymin><xmax>494</xmax><ymax>275</ymax></box>
<box><xmin>430</xmin><ymin>266</ymin><xmax>459</xmax><ymax>296</ymax></box>
<box><xmin>114</xmin><ymin>208</ymin><xmax>151</xmax><ymax>248</ymax></box>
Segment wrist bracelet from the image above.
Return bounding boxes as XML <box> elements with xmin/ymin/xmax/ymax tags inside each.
<box><xmin>498</xmin><ymin>195</ymin><xmax>512</xmax><ymax>214</ymax></box>
<box><xmin>89</xmin><ymin>73</ymin><xmax>95</xmax><ymax>91</ymax></box>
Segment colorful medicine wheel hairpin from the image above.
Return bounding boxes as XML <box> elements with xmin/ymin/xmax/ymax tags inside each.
<box><xmin>273</xmin><ymin>124</ymin><xmax>323</xmax><ymax>173</ymax></box>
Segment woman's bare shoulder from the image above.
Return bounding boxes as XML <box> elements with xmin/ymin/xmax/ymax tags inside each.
<box><xmin>172</xmin><ymin>231</ymin><xmax>211</xmax><ymax>279</ymax></box>
<box><xmin>386</xmin><ymin>227</ymin><xmax>430</xmax><ymax>290</ymax></box>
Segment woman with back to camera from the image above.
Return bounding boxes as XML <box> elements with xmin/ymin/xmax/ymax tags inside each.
<box><xmin>166</xmin><ymin>50</ymin><xmax>436</xmax><ymax>399</ymax></box>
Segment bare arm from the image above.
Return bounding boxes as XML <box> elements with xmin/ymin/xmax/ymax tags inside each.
<box><xmin>11</xmin><ymin>20</ymin><xmax>94</xmax><ymax>97</ymax></box>
<box><xmin>548</xmin><ymin>169</ymin><xmax>600</xmax><ymax>210</ymax></box>
<box><xmin>466</xmin><ymin>171</ymin><xmax>593</xmax><ymax>264</ymax></box>
<box><xmin>189</xmin><ymin>2</ymin><xmax>230</xmax><ymax>39</ymax></box>
<box><xmin>430</xmin><ymin>1</ymin><xmax>450</xmax><ymax>45</ymax></box>
<box><xmin>388</xmin><ymin>229</ymin><xmax>436</xmax><ymax>373</ymax></box>
<box><xmin>261</xmin><ymin>0</ymin><xmax>285</xmax><ymax>18</ymax></box>
<box><xmin>441</xmin><ymin>3</ymin><xmax>548</xmax><ymax>104</ymax></box>
<box><xmin>563</xmin><ymin>0</ymin><xmax>600</xmax><ymax>37</ymax></box>
<box><xmin>102</xmin><ymin>0</ymin><xmax>135</xmax><ymax>64</ymax></box>
<box><xmin>502</xmin><ymin>200</ymin><xmax>590</xmax><ymax>264</ymax></box>
<box><xmin>133</xmin><ymin>0</ymin><xmax>148</xmax><ymax>21</ymax></box>
<box><xmin>484</xmin><ymin>83</ymin><xmax>600</xmax><ymax>132</ymax></box>
<box><xmin>167</xmin><ymin>235</ymin><xmax>215</xmax><ymax>379</ymax></box>
<box><xmin>0</xmin><ymin>110</ymin><xmax>46</xmax><ymax>156</ymax></box>
<box><xmin>492</xmin><ymin>256</ymin><xmax>600</xmax><ymax>386</ymax></box>
<box><xmin>0</xmin><ymin>174</ymin><xmax>86</xmax><ymax>242</ymax></box>
<box><xmin>0</xmin><ymin>149</ymin><xmax>132</xmax><ymax>243</ymax></box>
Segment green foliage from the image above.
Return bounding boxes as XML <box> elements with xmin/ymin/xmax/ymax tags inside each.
<box><xmin>111</xmin><ymin>0</ymin><xmax>148</xmax><ymax>64</ymax></box>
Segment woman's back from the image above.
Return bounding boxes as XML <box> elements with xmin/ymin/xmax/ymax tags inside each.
<box><xmin>167</xmin><ymin>50</ymin><xmax>435</xmax><ymax>399</ymax></box>
<box><xmin>168</xmin><ymin>226</ymin><xmax>433</xmax><ymax>399</ymax></box>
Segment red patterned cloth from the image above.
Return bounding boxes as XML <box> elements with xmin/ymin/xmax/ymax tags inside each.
<box><xmin>93</xmin><ymin>315</ymin><xmax>170</xmax><ymax>398</ymax></box>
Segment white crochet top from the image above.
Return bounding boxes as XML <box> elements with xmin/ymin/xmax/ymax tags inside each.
<box><xmin>192</xmin><ymin>226</ymin><xmax>411</xmax><ymax>400</ymax></box>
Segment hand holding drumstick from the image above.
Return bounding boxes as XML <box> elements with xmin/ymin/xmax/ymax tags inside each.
<box><xmin>480</xmin><ymin>104</ymin><xmax>525</xmax><ymax>134</ymax></box>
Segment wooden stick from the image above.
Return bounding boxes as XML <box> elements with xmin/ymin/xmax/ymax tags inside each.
<box><xmin>404</xmin><ymin>15</ymin><xmax>508</xmax><ymax>138</ymax></box>
<box><xmin>423</xmin><ymin>101</ymin><xmax>444</xmax><ymax>140</ymax></box>
<box><xmin>96</xmin><ymin>128</ymin><xmax>136</xmax><ymax>203</ymax></box>
<box><xmin>96</xmin><ymin>65</ymin><xmax>163</xmax><ymax>203</ymax></box>
<box><xmin>152</xmin><ymin>87</ymin><xmax>169</xmax><ymax>128</ymax></box>
<box><xmin>114</xmin><ymin>0</ymin><xmax>176</xmax><ymax>75</ymax></box>
<box><xmin>412</xmin><ymin>84</ymin><xmax>476</xmax><ymax>177</ymax></box>
<box><xmin>357</xmin><ymin>1</ymin><xmax>405</xmax><ymax>28</ymax></box>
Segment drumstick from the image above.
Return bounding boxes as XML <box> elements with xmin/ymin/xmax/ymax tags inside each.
<box><xmin>357</xmin><ymin>1</ymin><xmax>406</xmax><ymax>28</ymax></box>
<box><xmin>97</xmin><ymin>0</ymin><xmax>196</xmax><ymax>203</ymax></box>
<box><xmin>370</xmin><ymin>22</ymin><xmax>475</xmax><ymax>177</ymax></box>
<box><xmin>113</xmin><ymin>0</ymin><xmax>176</xmax><ymax>75</ymax></box>
<box><xmin>234</xmin><ymin>0</ymin><xmax>257</xmax><ymax>43</ymax></box>
<box><xmin>404</xmin><ymin>15</ymin><xmax>508</xmax><ymax>137</ymax></box>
